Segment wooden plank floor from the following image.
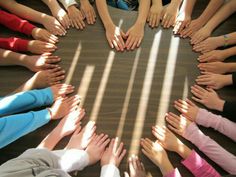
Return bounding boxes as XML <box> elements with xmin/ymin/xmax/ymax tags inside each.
<box><xmin>0</xmin><ymin>1</ymin><xmax>236</xmax><ymax>176</ymax></box>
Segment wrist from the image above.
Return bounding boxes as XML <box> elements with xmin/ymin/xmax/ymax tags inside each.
<box><xmin>159</xmin><ymin>158</ymin><xmax>174</xmax><ymax>176</ymax></box>
<box><xmin>222</xmin><ymin>74</ymin><xmax>233</xmax><ymax>86</ymax></box>
<box><xmin>104</xmin><ymin>22</ymin><xmax>115</xmax><ymax>30</ymax></box>
<box><xmin>215</xmin><ymin>99</ymin><xmax>225</xmax><ymax>111</ymax></box>
<box><xmin>176</xmin><ymin>143</ymin><xmax>192</xmax><ymax>159</ymax></box>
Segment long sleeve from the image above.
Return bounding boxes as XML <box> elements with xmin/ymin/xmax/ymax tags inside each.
<box><xmin>222</xmin><ymin>101</ymin><xmax>236</xmax><ymax>122</ymax></box>
<box><xmin>0</xmin><ymin>37</ymin><xmax>29</xmax><ymax>52</ymax></box>
<box><xmin>100</xmin><ymin>164</ymin><xmax>120</xmax><ymax>177</ymax></box>
<box><xmin>52</xmin><ymin>149</ymin><xmax>89</xmax><ymax>172</ymax></box>
<box><xmin>58</xmin><ymin>0</ymin><xmax>77</xmax><ymax>9</ymax></box>
<box><xmin>164</xmin><ymin>168</ymin><xmax>182</xmax><ymax>177</ymax></box>
<box><xmin>181</xmin><ymin>150</ymin><xmax>220</xmax><ymax>177</ymax></box>
<box><xmin>0</xmin><ymin>87</ymin><xmax>53</xmax><ymax>116</ymax></box>
<box><xmin>0</xmin><ymin>10</ymin><xmax>35</xmax><ymax>35</ymax></box>
<box><xmin>196</xmin><ymin>108</ymin><xmax>236</xmax><ymax>141</ymax></box>
<box><xmin>183</xmin><ymin>123</ymin><xmax>236</xmax><ymax>174</ymax></box>
<box><xmin>0</xmin><ymin>109</ymin><xmax>51</xmax><ymax>148</ymax></box>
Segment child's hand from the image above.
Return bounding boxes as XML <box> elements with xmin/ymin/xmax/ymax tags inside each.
<box><xmin>198</xmin><ymin>61</ymin><xmax>230</xmax><ymax>74</ymax></box>
<box><xmin>125</xmin><ymin>23</ymin><xmax>144</xmax><ymax>50</ymax></box>
<box><xmin>174</xmin><ymin>99</ymin><xmax>199</xmax><ymax>121</ymax></box>
<box><xmin>32</xmin><ymin>28</ymin><xmax>58</xmax><ymax>44</ymax></box>
<box><xmin>147</xmin><ymin>4</ymin><xmax>163</xmax><ymax>28</ymax></box>
<box><xmin>80</xmin><ymin>0</ymin><xmax>96</xmax><ymax>25</ymax></box>
<box><xmin>191</xmin><ymin>85</ymin><xmax>225</xmax><ymax>110</ymax></box>
<box><xmin>67</xmin><ymin>5</ymin><xmax>85</xmax><ymax>29</ymax></box>
<box><xmin>124</xmin><ymin>156</ymin><xmax>146</xmax><ymax>177</ymax></box>
<box><xmin>100</xmin><ymin>137</ymin><xmax>126</xmax><ymax>167</ymax></box>
<box><xmin>180</xmin><ymin>18</ymin><xmax>204</xmax><ymax>38</ymax></box>
<box><xmin>190</xmin><ymin>26</ymin><xmax>211</xmax><ymax>45</ymax></box>
<box><xmin>42</xmin><ymin>15</ymin><xmax>66</xmax><ymax>36</ymax></box>
<box><xmin>173</xmin><ymin>13</ymin><xmax>191</xmax><ymax>35</ymax></box>
<box><xmin>161</xmin><ymin>3</ymin><xmax>179</xmax><ymax>28</ymax></box>
<box><xmin>105</xmin><ymin>24</ymin><xmax>126</xmax><ymax>51</ymax></box>
<box><xmin>28</xmin><ymin>40</ymin><xmax>57</xmax><ymax>54</ymax></box>
<box><xmin>198</xmin><ymin>50</ymin><xmax>227</xmax><ymax>63</ymax></box>
<box><xmin>86</xmin><ymin>134</ymin><xmax>110</xmax><ymax>165</ymax></box>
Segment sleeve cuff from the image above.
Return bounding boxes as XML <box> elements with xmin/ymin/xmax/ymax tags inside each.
<box><xmin>183</xmin><ymin>122</ymin><xmax>199</xmax><ymax>141</ymax></box>
<box><xmin>22</xmin><ymin>22</ymin><xmax>36</xmax><ymax>36</ymax></box>
<box><xmin>100</xmin><ymin>164</ymin><xmax>120</xmax><ymax>177</ymax></box>
<box><xmin>163</xmin><ymin>168</ymin><xmax>181</xmax><ymax>177</ymax></box>
<box><xmin>195</xmin><ymin>108</ymin><xmax>208</xmax><ymax>126</ymax></box>
<box><xmin>39</xmin><ymin>87</ymin><xmax>54</xmax><ymax>105</ymax></box>
<box><xmin>181</xmin><ymin>150</ymin><xmax>202</xmax><ymax>171</ymax></box>
<box><xmin>14</xmin><ymin>38</ymin><xmax>29</xmax><ymax>51</ymax></box>
<box><xmin>33</xmin><ymin>109</ymin><xmax>51</xmax><ymax>125</ymax></box>
<box><xmin>53</xmin><ymin>149</ymin><xmax>89</xmax><ymax>172</ymax></box>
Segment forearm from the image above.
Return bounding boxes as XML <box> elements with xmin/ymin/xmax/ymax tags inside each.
<box><xmin>41</xmin><ymin>0</ymin><xmax>62</xmax><ymax>14</ymax></box>
<box><xmin>96</xmin><ymin>0</ymin><xmax>114</xmax><ymax>29</ymax></box>
<box><xmin>197</xmin><ymin>0</ymin><xmax>224</xmax><ymax>26</ymax></box>
<box><xmin>183</xmin><ymin>123</ymin><xmax>236</xmax><ymax>174</ymax></box>
<box><xmin>222</xmin><ymin>46</ymin><xmax>236</xmax><ymax>59</ymax></box>
<box><xmin>135</xmin><ymin>0</ymin><xmax>151</xmax><ymax>26</ymax></box>
<box><xmin>225</xmin><ymin>63</ymin><xmax>236</xmax><ymax>73</ymax></box>
<box><xmin>179</xmin><ymin>0</ymin><xmax>196</xmax><ymax>16</ymax></box>
<box><xmin>0</xmin><ymin>49</ymin><xmax>27</xmax><ymax>66</ymax></box>
<box><xmin>196</xmin><ymin>108</ymin><xmax>236</xmax><ymax>142</ymax></box>
<box><xmin>37</xmin><ymin>126</ymin><xmax>64</xmax><ymax>150</ymax></box>
<box><xmin>0</xmin><ymin>0</ymin><xmax>46</xmax><ymax>25</ymax></box>
<box><xmin>205</xmin><ymin>0</ymin><xmax>236</xmax><ymax>33</ymax></box>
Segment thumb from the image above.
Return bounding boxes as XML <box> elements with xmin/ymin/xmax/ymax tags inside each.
<box><xmin>124</xmin><ymin>172</ymin><xmax>130</xmax><ymax>177</ymax></box>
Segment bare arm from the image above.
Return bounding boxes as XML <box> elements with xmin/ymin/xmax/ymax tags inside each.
<box><xmin>205</xmin><ymin>0</ymin><xmax>236</xmax><ymax>33</ymax></box>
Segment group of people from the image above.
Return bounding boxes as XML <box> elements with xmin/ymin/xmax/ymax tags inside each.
<box><xmin>0</xmin><ymin>0</ymin><xmax>235</xmax><ymax>176</ymax></box>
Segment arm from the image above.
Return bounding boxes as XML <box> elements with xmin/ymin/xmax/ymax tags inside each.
<box><xmin>95</xmin><ymin>0</ymin><xmax>125</xmax><ymax>51</ymax></box>
<box><xmin>183</xmin><ymin>123</ymin><xmax>236</xmax><ymax>174</ymax></box>
<box><xmin>0</xmin><ymin>0</ymin><xmax>66</xmax><ymax>36</ymax></box>
<box><xmin>0</xmin><ymin>10</ymin><xmax>35</xmax><ymax>35</ymax></box>
<box><xmin>196</xmin><ymin>0</ymin><xmax>224</xmax><ymax>28</ymax></box>
<box><xmin>0</xmin><ymin>37</ymin><xmax>29</xmax><ymax>52</ymax></box>
<box><xmin>181</xmin><ymin>150</ymin><xmax>221</xmax><ymax>177</ymax></box>
<box><xmin>0</xmin><ymin>87</ymin><xmax>53</xmax><ymax>116</ymax></box>
<box><xmin>0</xmin><ymin>109</ymin><xmax>51</xmax><ymax>148</ymax></box>
<box><xmin>204</xmin><ymin>0</ymin><xmax>236</xmax><ymax>34</ymax></box>
<box><xmin>125</xmin><ymin>0</ymin><xmax>151</xmax><ymax>50</ymax></box>
<box><xmin>196</xmin><ymin>108</ymin><xmax>236</xmax><ymax>141</ymax></box>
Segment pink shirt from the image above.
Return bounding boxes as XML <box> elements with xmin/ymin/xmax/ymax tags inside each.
<box><xmin>165</xmin><ymin>150</ymin><xmax>220</xmax><ymax>177</ymax></box>
<box><xmin>183</xmin><ymin>109</ymin><xmax>236</xmax><ymax>174</ymax></box>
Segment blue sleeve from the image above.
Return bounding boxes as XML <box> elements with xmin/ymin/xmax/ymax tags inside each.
<box><xmin>0</xmin><ymin>87</ymin><xmax>53</xmax><ymax>116</ymax></box>
<box><xmin>0</xmin><ymin>109</ymin><xmax>51</xmax><ymax>148</ymax></box>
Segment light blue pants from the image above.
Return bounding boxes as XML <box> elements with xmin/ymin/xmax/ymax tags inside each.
<box><xmin>0</xmin><ymin>88</ymin><xmax>53</xmax><ymax>148</ymax></box>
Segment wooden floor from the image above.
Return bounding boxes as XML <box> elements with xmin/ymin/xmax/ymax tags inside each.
<box><xmin>0</xmin><ymin>0</ymin><xmax>236</xmax><ymax>176</ymax></box>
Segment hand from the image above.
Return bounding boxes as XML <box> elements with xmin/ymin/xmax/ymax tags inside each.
<box><xmin>51</xmin><ymin>6</ymin><xmax>70</xmax><ymax>29</ymax></box>
<box><xmin>190</xmin><ymin>26</ymin><xmax>211</xmax><ymax>45</ymax></box>
<box><xmin>80</xmin><ymin>0</ymin><xmax>96</xmax><ymax>25</ymax></box>
<box><xmin>32</xmin><ymin>28</ymin><xmax>58</xmax><ymax>44</ymax></box>
<box><xmin>191</xmin><ymin>85</ymin><xmax>225</xmax><ymax>111</ymax></box>
<box><xmin>49</xmin><ymin>95</ymin><xmax>81</xmax><ymax>119</ymax></box>
<box><xmin>101</xmin><ymin>137</ymin><xmax>126</xmax><ymax>167</ymax></box>
<box><xmin>165</xmin><ymin>113</ymin><xmax>192</xmax><ymax>136</ymax></box>
<box><xmin>105</xmin><ymin>24</ymin><xmax>126</xmax><ymax>51</ymax></box>
<box><xmin>66</xmin><ymin>121</ymin><xmax>96</xmax><ymax>149</ymax></box>
<box><xmin>173</xmin><ymin>13</ymin><xmax>191</xmax><ymax>35</ymax></box>
<box><xmin>24</xmin><ymin>53</ymin><xmax>61</xmax><ymax>72</ymax></box>
<box><xmin>198</xmin><ymin>62</ymin><xmax>230</xmax><ymax>74</ymax></box>
<box><xmin>161</xmin><ymin>3</ymin><xmax>179</xmax><ymax>28</ymax></box>
<box><xmin>180</xmin><ymin>18</ymin><xmax>204</xmax><ymax>38</ymax></box>
<box><xmin>27</xmin><ymin>40</ymin><xmax>57</xmax><ymax>54</ymax></box>
<box><xmin>125</xmin><ymin>23</ymin><xmax>144</xmax><ymax>50</ymax></box>
<box><xmin>198</xmin><ymin>50</ymin><xmax>227</xmax><ymax>63</ymax></box>
<box><xmin>147</xmin><ymin>4</ymin><xmax>163</xmax><ymax>28</ymax></box>
<box><xmin>193</xmin><ymin>36</ymin><xmax>223</xmax><ymax>53</ymax></box>
<box><xmin>86</xmin><ymin>134</ymin><xmax>110</xmax><ymax>165</ymax></box>
<box><xmin>141</xmin><ymin>137</ymin><xmax>174</xmax><ymax>175</ymax></box>
<box><xmin>50</xmin><ymin>84</ymin><xmax>75</xmax><ymax>100</ymax></box>
<box><xmin>124</xmin><ymin>156</ymin><xmax>146</xmax><ymax>177</ymax></box>
<box><xmin>196</xmin><ymin>72</ymin><xmax>233</xmax><ymax>90</ymax></box>
<box><xmin>68</xmin><ymin>5</ymin><xmax>85</xmax><ymax>29</ymax></box>
<box><xmin>54</xmin><ymin>108</ymin><xmax>85</xmax><ymax>137</ymax></box>
<box><xmin>174</xmin><ymin>99</ymin><xmax>199</xmax><ymax>122</ymax></box>
<box><xmin>42</xmin><ymin>15</ymin><xmax>66</xmax><ymax>36</ymax></box>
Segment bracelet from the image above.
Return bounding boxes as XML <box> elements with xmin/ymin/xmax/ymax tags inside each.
<box><xmin>224</xmin><ymin>34</ymin><xmax>229</xmax><ymax>47</ymax></box>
